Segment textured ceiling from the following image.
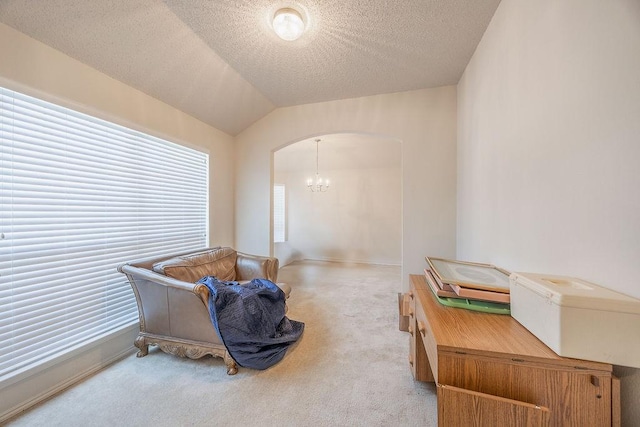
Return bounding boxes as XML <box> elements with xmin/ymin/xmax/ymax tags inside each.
<box><xmin>0</xmin><ymin>0</ymin><xmax>501</xmax><ymax>135</ymax></box>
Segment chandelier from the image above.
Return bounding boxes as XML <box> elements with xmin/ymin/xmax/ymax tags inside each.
<box><xmin>307</xmin><ymin>139</ymin><xmax>330</xmax><ymax>192</ymax></box>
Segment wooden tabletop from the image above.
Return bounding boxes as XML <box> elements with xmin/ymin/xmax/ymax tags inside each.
<box><xmin>410</xmin><ymin>274</ymin><xmax>612</xmax><ymax>372</ymax></box>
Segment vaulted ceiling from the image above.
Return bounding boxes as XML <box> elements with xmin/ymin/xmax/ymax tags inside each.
<box><xmin>0</xmin><ymin>0</ymin><xmax>501</xmax><ymax>135</ymax></box>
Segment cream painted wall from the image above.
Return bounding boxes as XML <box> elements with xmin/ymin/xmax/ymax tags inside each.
<box><xmin>235</xmin><ymin>87</ymin><xmax>458</xmax><ymax>290</ymax></box>
<box><xmin>457</xmin><ymin>0</ymin><xmax>640</xmax><ymax>424</ymax></box>
<box><xmin>0</xmin><ymin>23</ymin><xmax>235</xmax><ymax>246</ymax></box>
<box><xmin>275</xmin><ymin>166</ymin><xmax>401</xmax><ymax>266</ymax></box>
<box><xmin>0</xmin><ymin>23</ymin><xmax>235</xmax><ymax>421</ymax></box>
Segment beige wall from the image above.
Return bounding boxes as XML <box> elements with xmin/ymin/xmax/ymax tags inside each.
<box><xmin>457</xmin><ymin>0</ymin><xmax>640</xmax><ymax>423</ymax></box>
<box><xmin>235</xmin><ymin>87</ymin><xmax>458</xmax><ymax>290</ymax></box>
<box><xmin>0</xmin><ymin>23</ymin><xmax>236</xmax><ymax>247</ymax></box>
<box><xmin>275</xmin><ymin>166</ymin><xmax>402</xmax><ymax>266</ymax></box>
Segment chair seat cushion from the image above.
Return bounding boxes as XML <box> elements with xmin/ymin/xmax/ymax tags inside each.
<box><xmin>238</xmin><ymin>281</ymin><xmax>291</xmax><ymax>299</ymax></box>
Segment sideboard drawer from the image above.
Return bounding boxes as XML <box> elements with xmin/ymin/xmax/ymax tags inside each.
<box><xmin>408</xmin><ymin>290</ymin><xmax>434</xmax><ymax>382</ymax></box>
<box><xmin>437</xmin><ymin>384</ymin><xmax>550</xmax><ymax>426</ymax></box>
<box><xmin>437</xmin><ymin>351</ymin><xmax>613</xmax><ymax>426</ymax></box>
<box><xmin>414</xmin><ymin>292</ymin><xmax>438</xmax><ymax>383</ymax></box>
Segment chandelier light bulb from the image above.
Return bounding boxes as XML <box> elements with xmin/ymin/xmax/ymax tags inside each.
<box><xmin>273</xmin><ymin>8</ymin><xmax>305</xmax><ymax>41</ymax></box>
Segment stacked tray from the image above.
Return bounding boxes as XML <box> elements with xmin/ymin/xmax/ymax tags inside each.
<box><xmin>424</xmin><ymin>257</ymin><xmax>511</xmax><ymax>315</ymax></box>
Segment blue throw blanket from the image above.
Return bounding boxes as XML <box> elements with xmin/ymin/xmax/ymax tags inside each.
<box><xmin>197</xmin><ymin>276</ymin><xmax>304</xmax><ymax>370</ymax></box>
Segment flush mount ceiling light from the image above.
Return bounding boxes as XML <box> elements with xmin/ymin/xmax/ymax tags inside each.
<box><xmin>273</xmin><ymin>8</ymin><xmax>305</xmax><ymax>41</ymax></box>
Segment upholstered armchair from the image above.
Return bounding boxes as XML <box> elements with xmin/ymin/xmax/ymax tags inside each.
<box><xmin>118</xmin><ymin>247</ymin><xmax>289</xmax><ymax>375</ymax></box>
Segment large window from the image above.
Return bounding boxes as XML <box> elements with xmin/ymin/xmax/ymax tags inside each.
<box><xmin>0</xmin><ymin>87</ymin><xmax>209</xmax><ymax>383</ymax></box>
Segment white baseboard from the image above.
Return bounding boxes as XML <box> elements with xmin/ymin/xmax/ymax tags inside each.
<box><xmin>0</xmin><ymin>324</ymin><xmax>138</xmax><ymax>424</ymax></box>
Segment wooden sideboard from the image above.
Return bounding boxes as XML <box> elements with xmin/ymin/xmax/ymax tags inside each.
<box><xmin>406</xmin><ymin>274</ymin><xmax>620</xmax><ymax>426</ymax></box>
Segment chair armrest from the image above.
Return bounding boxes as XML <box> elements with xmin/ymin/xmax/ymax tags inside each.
<box><xmin>235</xmin><ymin>252</ymin><xmax>279</xmax><ymax>282</ymax></box>
<box><xmin>193</xmin><ymin>283</ymin><xmax>211</xmax><ymax>310</ymax></box>
<box><xmin>118</xmin><ymin>262</ymin><xmax>219</xmax><ymax>342</ymax></box>
<box><xmin>118</xmin><ymin>263</ymin><xmax>204</xmax><ymax>295</ymax></box>
<box><xmin>118</xmin><ymin>263</ymin><xmax>209</xmax><ymax>310</ymax></box>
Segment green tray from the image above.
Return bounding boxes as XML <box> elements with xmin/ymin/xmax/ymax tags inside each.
<box><xmin>433</xmin><ymin>292</ymin><xmax>511</xmax><ymax>315</ymax></box>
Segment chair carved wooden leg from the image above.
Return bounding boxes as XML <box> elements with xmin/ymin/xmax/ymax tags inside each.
<box><xmin>224</xmin><ymin>351</ymin><xmax>238</xmax><ymax>375</ymax></box>
<box><xmin>134</xmin><ymin>335</ymin><xmax>149</xmax><ymax>357</ymax></box>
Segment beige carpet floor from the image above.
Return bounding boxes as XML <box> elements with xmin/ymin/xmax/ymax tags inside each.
<box><xmin>7</xmin><ymin>260</ymin><xmax>437</xmax><ymax>426</ymax></box>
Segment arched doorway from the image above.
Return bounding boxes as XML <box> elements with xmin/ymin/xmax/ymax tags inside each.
<box><xmin>272</xmin><ymin>132</ymin><xmax>402</xmax><ymax>267</ymax></box>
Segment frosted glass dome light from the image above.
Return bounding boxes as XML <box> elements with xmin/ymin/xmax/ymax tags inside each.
<box><xmin>273</xmin><ymin>8</ymin><xmax>305</xmax><ymax>41</ymax></box>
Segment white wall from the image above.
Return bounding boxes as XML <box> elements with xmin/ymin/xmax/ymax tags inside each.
<box><xmin>457</xmin><ymin>0</ymin><xmax>640</xmax><ymax>424</ymax></box>
<box><xmin>0</xmin><ymin>23</ymin><xmax>235</xmax><ymax>422</ymax></box>
<box><xmin>235</xmin><ymin>87</ymin><xmax>458</xmax><ymax>290</ymax></box>
<box><xmin>275</xmin><ymin>167</ymin><xmax>401</xmax><ymax>266</ymax></box>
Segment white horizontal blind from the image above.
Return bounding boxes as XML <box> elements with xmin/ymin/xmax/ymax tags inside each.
<box><xmin>0</xmin><ymin>87</ymin><xmax>208</xmax><ymax>382</ymax></box>
<box><xmin>273</xmin><ymin>184</ymin><xmax>285</xmax><ymax>243</ymax></box>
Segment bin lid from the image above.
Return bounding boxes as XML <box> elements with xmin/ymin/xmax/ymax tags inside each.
<box><xmin>510</xmin><ymin>272</ymin><xmax>640</xmax><ymax>315</ymax></box>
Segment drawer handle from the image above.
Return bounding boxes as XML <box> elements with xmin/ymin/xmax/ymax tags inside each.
<box><xmin>408</xmin><ymin>325</ymin><xmax>414</xmax><ymax>336</ymax></box>
<box><xmin>409</xmin><ymin>291</ymin><xmax>414</xmax><ymax>299</ymax></box>
<box><xmin>418</xmin><ymin>321</ymin><xmax>426</xmax><ymax>336</ymax></box>
<box><xmin>408</xmin><ymin>355</ymin><xmax>414</xmax><ymax>367</ymax></box>
<box><xmin>409</xmin><ymin>308</ymin><xmax>414</xmax><ymax>317</ymax></box>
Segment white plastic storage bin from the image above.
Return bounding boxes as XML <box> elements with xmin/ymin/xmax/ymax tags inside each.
<box><xmin>510</xmin><ymin>272</ymin><xmax>640</xmax><ymax>368</ymax></box>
